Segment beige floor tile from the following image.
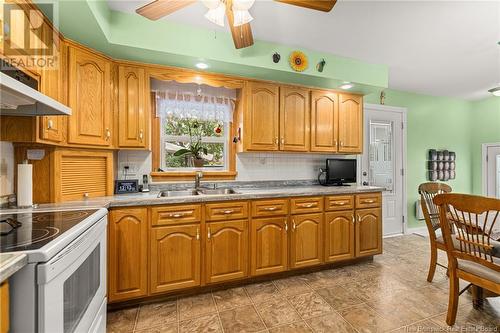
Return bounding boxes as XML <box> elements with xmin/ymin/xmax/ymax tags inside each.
<box><xmin>134</xmin><ymin>323</ymin><xmax>178</xmax><ymax>333</ymax></box>
<box><xmin>179</xmin><ymin>313</ymin><xmax>222</xmax><ymax>333</ymax></box>
<box><xmin>287</xmin><ymin>292</ymin><xmax>333</xmax><ymax>319</ymax></box>
<box><xmin>255</xmin><ymin>297</ymin><xmax>301</xmax><ymax>328</ymax></box>
<box><xmin>178</xmin><ymin>293</ymin><xmax>217</xmax><ymax>320</ymax></box>
<box><xmin>428</xmin><ymin>304</ymin><xmax>499</xmax><ymax>330</ymax></box>
<box><xmin>339</xmin><ymin>303</ymin><xmax>400</xmax><ymax>333</ymax></box>
<box><xmin>245</xmin><ymin>282</ymin><xmax>281</xmax><ymax>304</ymax></box>
<box><xmin>316</xmin><ymin>285</ymin><xmax>364</xmax><ymax>310</ymax></box>
<box><xmin>213</xmin><ymin>287</ymin><xmax>252</xmax><ymax>311</ymax></box>
<box><xmin>268</xmin><ymin>321</ymin><xmax>313</xmax><ymax>333</ymax></box>
<box><xmin>219</xmin><ymin>305</ymin><xmax>266</xmax><ymax>333</ymax></box>
<box><xmin>306</xmin><ymin>312</ymin><xmax>357</xmax><ymax>333</ymax></box>
<box><xmin>274</xmin><ymin>276</ymin><xmax>312</xmax><ymax>296</ymax></box>
<box><xmin>135</xmin><ymin>300</ymin><xmax>177</xmax><ymax>331</ymax></box>
<box><xmin>107</xmin><ymin>307</ymin><xmax>138</xmax><ymax>333</ymax></box>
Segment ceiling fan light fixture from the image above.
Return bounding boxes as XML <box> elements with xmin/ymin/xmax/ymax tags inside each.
<box><xmin>488</xmin><ymin>86</ymin><xmax>500</xmax><ymax>97</ymax></box>
<box><xmin>205</xmin><ymin>2</ymin><xmax>226</xmax><ymax>27</ymax></box>
<box><xmin>233</xmin><ymin>10</ymin><xmax>253</xmax><ymax>26</ymax></box>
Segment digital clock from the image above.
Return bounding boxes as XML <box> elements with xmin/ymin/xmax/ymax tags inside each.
<box><xmin>114</xmin><ymin>180</ymin><xmax>139</xmax><ymax>194</ymax></box>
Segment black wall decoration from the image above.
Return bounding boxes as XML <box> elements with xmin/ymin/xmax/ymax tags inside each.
<box><xmin>427</xmin><ymin>149</ymin><xmax>456</xmax><ymax>181</ymax></box>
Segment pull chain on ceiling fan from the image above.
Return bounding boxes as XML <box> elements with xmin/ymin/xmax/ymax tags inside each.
<box><xmin>136</xmin><ymin>0</ymin><xmax>337</xmax><ymax>49</ymax></box>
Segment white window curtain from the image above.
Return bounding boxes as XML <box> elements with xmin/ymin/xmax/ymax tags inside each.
<box><xmin>153</xmin><ymin>80</ymin><xmax>236</xmax><ymax>123</ymax></box>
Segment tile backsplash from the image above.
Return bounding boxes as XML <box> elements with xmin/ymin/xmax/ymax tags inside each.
<box><xmin>117</xmin><ymin>150</ymin><xmax>351</xmax><ymax>183</ymax></box>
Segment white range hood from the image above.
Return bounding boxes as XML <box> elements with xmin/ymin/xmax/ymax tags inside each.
<box><xmin>0</xmin><ymin>71</ymin><xmax>71</xmax><ymax>116</ymax></box>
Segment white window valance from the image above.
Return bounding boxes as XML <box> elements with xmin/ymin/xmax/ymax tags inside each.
<box><xmin>153</xmin><ymin>80</ymin><xmax>236</xmax><ymax>123</ymax></box>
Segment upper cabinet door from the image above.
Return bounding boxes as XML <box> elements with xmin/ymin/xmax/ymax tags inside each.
<box><xmin>118</xmin><ymin>66</ymin><xmax>147</xmax><ymax>148</ymax></box>
<box><xmin>67</xmin><ymin>46</ymin><xmax>112</xmax><ymax>147</ymax></box>
<box><xmin>245</xmin><ymin>82</ymin><xmax>279</xmax><ymax>151</ymax></box>
<box><xmin>338</xmin><ymin>93</ymin><xmax>363</xmax><ymax>153</ymax></box>
<box><xmin>280</xmin><ymin>87</ymin><xmax>310</xmax><ymax>152</ymax></box>
<box><xmin>310</xmin><ymin>91</ymin><xmax>338</xmax><ymax>152</ymax></box>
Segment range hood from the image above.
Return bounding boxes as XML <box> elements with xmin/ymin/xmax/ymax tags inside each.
<box><xmin>0</xmin><ymin>72</ymin><xmax>71</xmax><ymax>116</ymax></box>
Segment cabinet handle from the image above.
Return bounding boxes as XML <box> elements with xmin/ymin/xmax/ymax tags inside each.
<box><xmin>334</xmin><ymin>140</ymin><xmax>338</xmax><ymax>148</ymax></box>
<box><xmin>352</xmin><ymin>215</ymin><xmax>355</xmax><ymax>224</ymax></box>
<box><xmin>363</xmin><ymin>199</ymin><xmax>375</xmax><ymax>204</ymax></box>
<box><xmin>292</xmin><ymin>219</ymin><xmax>296</xmax><ymax>231</ymax></box>
<box><xmin>139</xmin><ymin>130</ymin><xmax>144</xmax><ymax>141</ymax></box>
<box><xmin>332</xmin><ymin>201</ymin><xmax>346</xmax><ymax>206</ymax></box>
<box><xmin>207</xmin><ymin>226</ymin><xmax>211</xmax><ymax>239</ymax></box>
<box><xmin>285</xmin><ymin>221</ymin><xmax>288</xmax><ymax>232</ymax></box>
<box><xmin>298</xmin><ymin>202</ymin><xmax>317</xmax><ymax>208</ymax></box>
<box><xmin>105</xmin><ymin>128</ymin><xmax>111</xmax><ymax>140</ymax></box>
<box><xmin>220</xmin><ymin>210</ymin><xmax>234</xmax><ymax>215</ymax></box>
<box><xmin>263</xmin><ymin>207</ymin><xmax>278</xmax><ymax>211</ymax></box>
<box><xmin>47</xmin><ymin>119</ymin><xmax>53</xmax><ymax>130</ymax></box>
<box><xmin>340</xmin><ymin>141</ymin><xmax>343</xmax><ymax>147</ymax></box>
<box><xmin>281</xmin><ymin>138</ymin><xmax>285</xmax><ymax>144</ymax></box>
<box><xmin>357</xmin><ymin>214</ymin><xmax>362</xmax><ymax>223</ymax></box>
<box><xmin>196</xmin><ymin>227</ymin><xmax>200</xmax><ymax>240</ymax></box>
<box><xmin>274</xmin><ymin>137</ymin><xmax>278</xmax><ymax>144</ymax></box>
<box><xmin>169</xmin><ymin>212</ymin><xmax>190</xmax><ymax>218</ymax></box>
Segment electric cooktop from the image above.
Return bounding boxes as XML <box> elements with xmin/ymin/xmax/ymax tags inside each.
<box><xmin>0</xmin><ymin>209</ymin><xmax>99</xmax><ymax>252</ymax></box>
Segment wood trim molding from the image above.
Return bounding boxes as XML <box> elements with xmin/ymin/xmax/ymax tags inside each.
<box><xmin>151</xmin><ymin>171</ymin><xmax>237</xmax><ymax>182</ymax></box>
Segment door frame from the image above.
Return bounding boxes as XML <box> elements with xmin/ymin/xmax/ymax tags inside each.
<box><xmin>481</xmin><ymin>142</ymin><xmax>500</xmax><ymax>196</ymax></box>
<box><xmin>359</xmin><ymin>103</ymin><xmax>408</xmax><ymax>235</ymax></box>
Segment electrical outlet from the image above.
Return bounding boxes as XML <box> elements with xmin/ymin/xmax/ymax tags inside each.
<box><xmin>119</xmin><ymin>162</ymin><xmax>140</xmax><ymax>178</ymax></box>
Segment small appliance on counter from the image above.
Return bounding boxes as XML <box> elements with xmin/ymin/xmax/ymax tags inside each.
<box><xmin>141</xmin><ymin>174</ymin><xmax>150</xmax><ymax>192</ymax></box>
<box><xmin>17</xmin><ymin>160</ymin><xmax>33</xmax><ymax>208</ymax></box>
<box><xmin>318</xmin><ymin>158</ymin><xmax>357</xmax><ymax>186</ymax></box>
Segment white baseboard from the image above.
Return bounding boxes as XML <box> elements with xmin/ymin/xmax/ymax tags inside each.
<box><xmin>406</xmin><ymin>226</ymin><xmax>428</xmax><ymax>236</ymax></box>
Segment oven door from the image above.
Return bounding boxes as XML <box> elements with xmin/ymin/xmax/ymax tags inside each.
<box><xmin>37</xmin><ymin>217</ymin><xmax>107</xmax><ymax>333</ymax></box>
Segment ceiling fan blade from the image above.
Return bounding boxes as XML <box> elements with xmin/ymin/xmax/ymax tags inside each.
<box><xmin>136</xmin><ymin>0</ymin><xmax>196</xmax><ymax>20</ymax></box>
<box><xmin>225</xmin><ymin>2</ymin><xmax>254</xmax><ymax>49</ymax></box>
<box><xmin>275</xmin><ymin>0</ymin><xmax>337</xmax><ymax>12</ymax></box>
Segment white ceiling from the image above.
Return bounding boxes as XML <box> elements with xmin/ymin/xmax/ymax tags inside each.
<box><xmin>108</xmin><ymin>0</ymin><xmax>500</xmax><ymax>100</ymax></box>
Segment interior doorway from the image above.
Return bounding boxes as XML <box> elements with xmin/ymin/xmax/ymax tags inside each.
<box><xmin>483</xmin><ymin>143</ymin><xmax>500</xmax><ymax>198</ymax></box>
<box><xmin>359</xmin><ymin>104</ymin><xmax>407</xmax><ymax>236</ymax></box>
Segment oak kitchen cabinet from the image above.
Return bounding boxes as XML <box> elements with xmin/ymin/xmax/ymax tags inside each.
<box><xmin>250</xmin><ymin>217</ymin><xmax>288</xmax><ymax>276</ymax></box>
<box><xmin>279</xmin><ymin>86</ymin><xmax>310</xmax><ymax>152</ymax></box>
<box><xmin>356</xmin><ymin>208</ymin><xmax>382</xmax><ymax>257</ymax></box>
<box><xmin>67</xmin><ymin>46</ymin><xmax>113</xmax><ymax>147</ymax></box>
<box><xmin>324</xmin><ymin>211</ymin><xmax>355</xmax><ymax>262</ymax></box>
<box><xmin>338</xmin><ymin>93</ymin><xmax>363</xmax><ymax>153</ymax></box>
<box><xmin>289</xmin><ymin>213</ymin><xmax>323</xmax><ymax>268</ymax></box>
<box><xmin>310</xmin><ymin>90</ymin><xmax>338</xmax><ymax>152</ymax></box>
<box><xmin>118</xmin><ymin>65</ymin><xmax>148</xmax><ymax>148</ymax></box>
<box><xmin>108</xmin><ymin>208</ymin><xmax>148</xmax><ymax>302</ymax></box>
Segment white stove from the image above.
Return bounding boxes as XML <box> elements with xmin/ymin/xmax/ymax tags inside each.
<box><xmin>0</xmin><ymin>208</ymin><xmax>108</xmax><ymax>333</ymax></box>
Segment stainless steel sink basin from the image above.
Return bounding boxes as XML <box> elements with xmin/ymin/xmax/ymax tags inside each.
<box><xmin>158</xmin><ymin>190</ymin><xmax>199</xmax><ymax>197</ymax></box>
<box><xmin>197</xmin><ymin>188</ymin><xmax>238</xmax><ymax>195</ymax></box>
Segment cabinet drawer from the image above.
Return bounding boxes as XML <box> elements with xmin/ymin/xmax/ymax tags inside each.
<box><xmin>151</xmin><ymin>205</ymin><xmax>201</xmax><ymax>226</ymax></box>
<box><xmin>206</xmin><ymin>202</ymin><xmax>249</xmax><ymax>221</ymax></box>
<box><xmin>290</xmin><ymin>197</ymin><xmax>323</xmax><ymax>214</ymax></box>
<box><xmin>251</xmin><ymin>199</ymin><xmax>288</xmax><ymax>217</ymax></box>
<box><xmin>356</xmin><ymin>193</ymin><xmax>382</xmax><ymax>209</ymax></box>
<box><xmin>325</xmin><ymin>195</ymin><xmax>355</xmax><ymax>211</ymax></box>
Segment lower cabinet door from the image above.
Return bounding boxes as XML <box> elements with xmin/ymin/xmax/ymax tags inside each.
<box><xmin>251</xmin><ymin>217</ymin><xmax>288</xmax><ymax>276</ymax></box>
<box><xmin>108</xmin><ymin>208</ymin><xmax>148</xmax><ymax>302</ymax></box>
<box><xmin>206</xmin><ymin>220</ymin><xmax>248</xmax><ymax>284</ymax></box>
<box><xmin>150</xmin><ymin>224</ymin><xmax>201</xmax><ymax>294</ymax></box>
<box><xmin>290</xmin><ymin>213</ymin><xmax>323</xmax><ymax>268</ymax></box>
<box><xmin>355</xmin><ymin>208</ymin><xmax>382</xmax><ymax>257</ymax></box>
<box><xmin>324</xmin><ymin>211</ymin><xmax>355</xmax><ymax>262</ymax></box>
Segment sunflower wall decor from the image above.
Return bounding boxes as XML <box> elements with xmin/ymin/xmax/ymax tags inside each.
<box><xmin>289</xmin><ymin>51</ymin><xmax>308</xmax><ymax>72</ymax></box>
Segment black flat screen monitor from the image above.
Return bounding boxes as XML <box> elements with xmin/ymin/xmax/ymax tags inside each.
<box><xmin>326</xmin><ymin>159</ymin><xmax>357</xmax><ymax>186</ymax></box>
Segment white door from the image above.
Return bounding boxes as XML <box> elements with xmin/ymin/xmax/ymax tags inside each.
<box><xmin>485</xmin><ymin>145</ymin><xmax>500</xmax><ymax>198</ymax></box>
<box><xmin>360</xmin><ymin>105</ymin><xmax>406</xmax><ymax>236</ymax></box>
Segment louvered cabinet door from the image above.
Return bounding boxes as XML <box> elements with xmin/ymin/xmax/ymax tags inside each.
<box><xmin>108</xmin><ymin>208</ymin><xmax>148</xmax><ymax>302</ymax></box>
<box><xmin>55</xmin><ymin>149</ymin><xmax>114</xmax><ymax>202</ymax></box>
<box><xmin>67</xmin><ymin>46</ymin><xmax>112</xmax><ymax>146</ymax></box>
<box><xmin>118</xmin><ymin>66</ymin><xmax>147</xmax><ymax>148</ymax></box>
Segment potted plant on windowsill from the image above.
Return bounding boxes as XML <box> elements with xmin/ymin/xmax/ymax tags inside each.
<box><xmin>173</xmin><ymin>121</ymin><xmax>207</xmax><ymax>168</ymax></box>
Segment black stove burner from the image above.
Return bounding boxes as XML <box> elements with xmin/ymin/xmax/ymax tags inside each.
<box><xmin>0</xmin><ymin>209</ymin><xmax>98</xmax><ymax>252</ymax></box>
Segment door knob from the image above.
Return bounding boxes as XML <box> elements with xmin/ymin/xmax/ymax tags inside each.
<box><xmin>363</xmin><ymin>181</ymin><xmax>369</xmax><ymax>186</ymax></box>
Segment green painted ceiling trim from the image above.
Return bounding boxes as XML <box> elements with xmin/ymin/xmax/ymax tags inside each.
<box><xmin>40</xmin><ymin>0</ymin><xmax>388</xmax><ymax>93</ymax></box>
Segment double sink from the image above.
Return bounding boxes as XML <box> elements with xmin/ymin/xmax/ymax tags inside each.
<box><xmin>158</xmin><ymin>188</ymin><xmax>238</xmax><ymax>198</ymax></box>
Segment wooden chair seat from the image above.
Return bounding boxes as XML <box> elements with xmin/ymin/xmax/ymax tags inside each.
<box><xmin>458</xmin><ymin>257</ymin><xmax>500</xmax><ymax>283</ymax></box>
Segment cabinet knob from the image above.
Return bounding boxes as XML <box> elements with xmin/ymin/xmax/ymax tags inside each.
<box><xmin>292</xmin><ymin>219</ymin><xmax>296</xmax><ymax>231</ymax></box>
<box><xmin>207</xmin><ymin>226</ymin><xmax>211</xmax><ymax>239</ymax></box>
<box><xmin>285</xmin><ymin>221</ymin><xmax>288</xmax><ymax>232</ymax></box>
<box><xmin>352</xmin><ymin>215</ymin><xmax>355</xmax><ymax>224</ymax></box>
<box><xmin>281</xmin><ymin>138</ymin><xmax>285</xmax><ymax>144</ymax></box>
<box><xmin>340</xmin><ymin>141</ymin><xmax>343</xmax><ymax>147</ymax></box>
<box><xmin>105</xmin><ymin>128</ymin><xmax>111</xmax><ymax>140</ymax></box>
<box><xmin>47</xmin><ymin>119</ymin><xmax>53</xmax><ymax>130</ymax></box>
<box><xmin>196</xmin><ymin>227</ymin><xmax>200</xmax><ymax>240</ymax></box>
<box><xmin>274</xmin><ymin>137</ymin><xmax>278</xmax><ymax>144</ymax></box>
<box><xmin>139</xmin><ymin>130</ymin><xmax>144</xmax><ymax>141</ymax></box>
<box><xmin>83</xmin><ymin>192</ymin><xmax>89</xmax><ymax>198</ymax></box>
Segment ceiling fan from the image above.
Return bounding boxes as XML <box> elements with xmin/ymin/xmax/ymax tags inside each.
<box><xmin>136</xmin><ymin>0</ymin><xmax>337</xmax><ymax>49</ymax></box>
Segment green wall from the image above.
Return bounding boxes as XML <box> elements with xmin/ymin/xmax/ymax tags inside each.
<box><xmin>364</xmin><ymin>90</ymin><xmax>474</xmax><ymax>229</ymax></box>
<box><xmin>470</xmin><ymin>97</ymin><xmax>500</xmax><ymax>194</ymax></box>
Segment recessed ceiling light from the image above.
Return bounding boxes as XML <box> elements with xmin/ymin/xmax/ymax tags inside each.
<box><xmin>488</xmin><ymin>86</ymin><xmax>500</xmax><ymax>97</ymax></box>
<box><xmin>339</xmin><ymin>83</ymin><xmax>353</xmax><ymax>90</ymax></box>
<box><xmin>195</xmin><ymin>62</ymin><xmax>209</xmax><ymax>70</ymax></box>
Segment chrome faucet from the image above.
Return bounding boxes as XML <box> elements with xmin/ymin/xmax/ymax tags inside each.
<box><xmin>194</xmin><ymin>171</ymin><xmax>203</xmax><ymax>189</ymax></box>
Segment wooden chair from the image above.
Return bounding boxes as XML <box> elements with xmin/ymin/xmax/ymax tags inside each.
<box><xmin>434</xmin><ymin>193</ymin><xmax>500</xmax><ymax>326</ymax></box>
<box><xmin>418</xmin><ymin>182</ymin><xmax>452</xmax><ymax>282</ymax></box>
